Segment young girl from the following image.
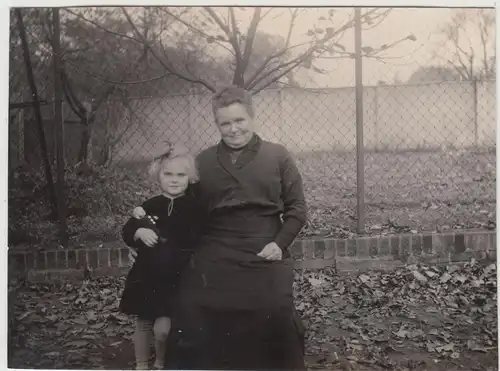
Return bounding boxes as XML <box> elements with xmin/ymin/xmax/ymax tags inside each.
<box><xmin>119</xmin><ymin>145</ymin><xmax>202</xmax><ymax>370</ymax></box>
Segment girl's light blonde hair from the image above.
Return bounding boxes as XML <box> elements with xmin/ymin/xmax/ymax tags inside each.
<box><xmin>147</xmin><ymin>143</ymin><xmax>199</xmax><ymax>184</ymax></box>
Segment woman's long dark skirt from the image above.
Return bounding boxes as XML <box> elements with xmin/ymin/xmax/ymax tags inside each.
<box><xmin>167</xmin><ymin>307</ymin><xmax>304</xmax><ymax>370</ymax></box>
<box><xmin>165</xmin><ymin>213</ymin><xmax>306</xmax><ymax>370</ymax></box>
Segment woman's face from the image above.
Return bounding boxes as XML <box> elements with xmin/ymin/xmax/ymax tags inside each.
<box><xmin>215</xmin><ymin>102</ymin><xmax>254</xmax><ymax>149</ymax></box>
<box><xmin>158</xmin><ymin>157</ymin><xmax>190</xmax><ymax>197</ymax></box>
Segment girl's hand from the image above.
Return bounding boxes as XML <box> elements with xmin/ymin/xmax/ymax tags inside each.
<box><xmin>134</xmin><ymin>228</ymin><xmax>158</xmax><ymax>247</ymax></box>
<box><xmin>132</xmin><ymin>207</ymin><xmax>146</xmax><ymax>219</ymax></box>
<box><xmin>128</xmin><ymin>247</ymin><xmax>138</xmax><ymax>266</ymax></box>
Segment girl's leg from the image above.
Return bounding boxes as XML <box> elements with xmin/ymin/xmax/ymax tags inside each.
<box><xmin>153</xmin><ymin>316</ymin><xmax>171</xmax><ymax>369</ymax></box>
<box><xmin>134</xmin><ymin>318</ymin><xmax>153</xmax><ymax>370</ymax></box>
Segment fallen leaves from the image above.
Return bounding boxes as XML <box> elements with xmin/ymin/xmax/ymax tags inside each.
<box><xmin>294</xmin><ymin>259</ymin><xmax>497</xmax><ymax>370</ymax></box>
<box><xmin>8</xmin><ymin>260</ymin><xmax>497</xmax><ymax>370</ymax></box>
<box><xmin>9</xmin><ymin>277</ymin><xmax>135</xmax><ymax>369</ymax></box>
<box><xmin>411</xmin><ymin>270</ymin><xmax>428</xmax><ymax>284</ymax></box>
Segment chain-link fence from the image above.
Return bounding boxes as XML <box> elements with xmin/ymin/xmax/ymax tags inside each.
<box><xmin>9</xmin><ymin>7</ymin><xmax>496</xmax><ymax>250</ymax></box>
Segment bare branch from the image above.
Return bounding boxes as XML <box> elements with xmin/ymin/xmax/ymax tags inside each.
<box><xmin>246</xmin><ymin>9</ymin><xmax>381</xmax><ymax>90</ymax></box>
<box><xmin>284</xmin><ymin>9</ymin><xmax>299</xmax><ymax>48</ymax></box>
<box><xmin>121</xmin><ymin>7</ymin><xmax>216</xmax><ymax>92</ymax></box>
<box><xmin>227</xmin><ymin>7</ymin><xmax>243</xmax><ymax>83</ymax></box>
<box><xmin>158</xmin><ymin>7</ymin><xmax>234</xmax><ymax>56</ymax></box>
<box><xmin>320</xmin><ymin>38</ymin><xmax>426</xmax><ymax>63</ymax></box>
<box><xmin>478</xmin><ymin>12</ymin><xmax>490</xmax><ymax>77</ymax></box>
<box><xmin>203</xmin><ymin>7</ymin><xmax>231</xmax><ymax>34</ymax></box>
<box><xmin>245</xmin><ymin>8</ymin><xmax>381</xmax><ymax>89</ymax></box>
<box><xmin>439</xmin><ymin>9</ymin><xmax>495</xmax><ymax>80</ymax></box>
<box><xmin>239</xmin><ymin>8</ymin><xmax>262</xmax><ymax>76</ymax></box>
<box><xmin>60</xmin><ymin>46</ymin><xmax>94</xmax><ymax>57</ymax></box>
<box><xmin>260</xmin><ymin>8</ymin><xmax>275</xmax><ymax>21</ymax></box>
<box><xmin>62</xmin><ymin>8</ymin><xmax>150</xmax><ymax>48</ymax></box>
<box><xmin>228</xmin><ymin>7</ymin><xmax>238</xmax><ymax>41</ymax></box>
<box><xmin>244</xmin><ymin>9</ymin><xmax>300</xmax><ymax>88</ymax></box>
<box><xmin>362</xmin><ymin>9</ymin><xmax>391</xmax><ymax>30</ymax></box>
<box><xmin>65</xmin><ymin>59</ymin><xmax>173</xmax><ymax>85</ymax></box>
<box><xmin>453</xmin><ymin>42</ymin><xmax>473</xmax><ymax>79</ymax></box>
<box><xmin>247</xmin><ymin>49</ymin><xmax>316</xmax><ymax>91</ymax></box>
<box><xmin>447</xmin><ymin>59</ymin><xmax>469</xmax><ymax>80</ymax></box>
<box><xmin>204</xmin><ymin>7</ymin><xmax>241</xmax><ymax>61</ymax></box>
<box><xmin>252</xmin><ymin>59</ymin><xmax>304</xmax><ymax>94</ymax></box>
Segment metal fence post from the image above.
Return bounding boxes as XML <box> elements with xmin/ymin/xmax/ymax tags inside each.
<box><xmin>472</xmin><ymin>78</ymin><xmax>478</xmax><ymax>147</ymax></box>
<box><xmin>52</xmin><ymin>7</ymin><xmax>68</xmax><ymax>246</ymax></box>
<box><xmin>278</xmin><ymin>89</ymin><xmax>284</xmax><ymax>145</ymax></box>
<box><xmin>354</xmin><ymin>7</ymin><xmax>365</xmax><ymax>234</ymax></box>
<box><xmin>373</xmin><ymin>85</ymin><xmax>379</xmax><ymax>151</ymax></box>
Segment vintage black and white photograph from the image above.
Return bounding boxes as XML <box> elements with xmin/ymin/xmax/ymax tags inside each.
<box><xmin>7</xmin><ymin>4</ymin><xmax>497</xmax><ymax>370</ymax></box>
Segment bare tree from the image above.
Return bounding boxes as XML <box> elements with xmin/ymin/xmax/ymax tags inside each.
<box><xmin>54</xmin><ymin>7</ymin><xmax>233</xmax><ymax>164</ymax></box>
<box><xmin>437</xmin><ymin>9</ymin><xmax>495</xmax><ymax>80</ymax></box>
<box><xmin>407</xmin><ymin>65</ymin><xmax>461</xmax><ymax>83</ymax></box>
<box><xmin>65</xmin><ymin>7</ymin><xmax>417</xmax><ymax>94</ymax></box>
<box><xmin>11</xmin><ymin>7</ymin><xmax>418</xmax><ymax>165</ymax></box>
<box><xmin>46</xmin><ymin>8</ymin><xmax>177</xmax><ymax>165</ymax></box>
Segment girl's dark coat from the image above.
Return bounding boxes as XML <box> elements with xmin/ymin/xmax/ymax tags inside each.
<box><xmin>119</xmin><ymin>186</ymin><xmax>201</xmax><ymax>320</ymax></box>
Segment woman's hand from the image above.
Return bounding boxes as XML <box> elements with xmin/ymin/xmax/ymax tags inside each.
<box><xmin>257</xmin><ymin>242</ymin><xmax>282</xmax><ymax>261</ymax></box>
<box><xmin>134</xmin><ymin>228</ymin><xmax>158</xmax><ymax>247</ymax></box>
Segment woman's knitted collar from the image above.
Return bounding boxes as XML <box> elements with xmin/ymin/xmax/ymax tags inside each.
<box><xmin>219</xmin><ymin>133</ymin><xmax>261</xmax><ymax>153</ymax></box>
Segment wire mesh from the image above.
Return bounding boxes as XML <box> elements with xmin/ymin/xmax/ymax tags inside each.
<box><xmin>361</xmin><ymin>7</ymin><xmax>496</xmax><ymax>234</ymax></box>
<box><xmin>8</xmin><ymin>7</ymin><xmax>496</xmax><ymax>249</ymax></box>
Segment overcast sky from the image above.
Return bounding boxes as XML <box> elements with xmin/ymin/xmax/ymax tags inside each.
<box><xmin>231</xmin><ymin>7</ymin><xmax>495</xmax><ymax>87</ymax></box>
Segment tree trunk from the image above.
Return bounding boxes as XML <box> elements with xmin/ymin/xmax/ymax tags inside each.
<box><xmin>77</xmin><ymin>119</ymin><xmax>90</xmax><ymax>164</ymax></box>
<box><xmin>98</xmin><ymin>138</ymin><xmax>113</xmax><ymax>167</ymax></box>
<box><xmin>232</xmin><ymin>68</ymin><xmax>245</xmax><ymax>87</ymax></box>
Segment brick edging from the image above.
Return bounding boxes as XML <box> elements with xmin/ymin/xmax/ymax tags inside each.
<box><xmin>8</xmin><ymin>230</ymin><xmax>496</xmax><ymax>275</ymax></box>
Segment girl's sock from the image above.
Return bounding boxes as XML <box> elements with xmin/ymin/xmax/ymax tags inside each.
<box><xmin>134</xmin><ymin>318</ymin><xmax>153</xmax><ymax>370</ymax></box>
<box><xmin>153</xmin><ymin>317</ymin><xmax>171</xmax><ymax>369</ymax></box>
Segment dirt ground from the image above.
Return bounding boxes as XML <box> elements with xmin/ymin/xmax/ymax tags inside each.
<box><xmin>9</xmin><ymin>261</ymin><xmax>497</xmax><ymax>370</ymax></box>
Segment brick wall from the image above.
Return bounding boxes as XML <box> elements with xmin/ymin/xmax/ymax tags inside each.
<box><xmin>8</xmin><ymin>230</ymin><xmax>496</xmax><ymax>281</ymax></box>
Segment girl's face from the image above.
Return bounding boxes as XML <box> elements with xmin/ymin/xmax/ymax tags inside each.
<box><xmin>158</xmin><ymin>157</ymin><xmax>190</xmax><ymax>197</ymax></box>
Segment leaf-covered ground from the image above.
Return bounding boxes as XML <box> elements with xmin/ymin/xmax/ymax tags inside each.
<box><xmin>9</xmin><ymin>148</ymin><xmax>495</xmax><ymax>249</ymax></box>
<box><xmin>299</xmin><ymin>148</ymin><xmax>496</xmax><ymax>239</ymax></box>
<box><xmin>9</xmin><ymin>261</ymin><xmax>497</xmax><ymax>370</ymax></box>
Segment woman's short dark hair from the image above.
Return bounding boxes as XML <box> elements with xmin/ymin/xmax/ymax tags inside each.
<box><xmin>212</xmin><ymin>86</ymin><xmax>254</xmax><ymax>119</ymax></box>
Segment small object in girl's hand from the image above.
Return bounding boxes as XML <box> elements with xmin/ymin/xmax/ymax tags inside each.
<box><xmin>147</xmin><ymin>215</ymin><xmax>157</xmax><ymax>225</ymax></box>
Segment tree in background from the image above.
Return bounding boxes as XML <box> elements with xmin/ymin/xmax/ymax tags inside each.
<box><xmin>10</xmin><ymin>7</ymin><xmax>417</xmax><ymax>166</ymax></box>
<box><xmin>435</xmin><ymin>8</ymin><xmax>495</xmax><ymax>81</ymax></box>
<box><xmin>10</xmin><ymin>9</ymin><xmax>54</xmax><ymax>105</ymax></box>
<box><xmin>393</xmin><ymin>73</ymin><xmax>403</xmax><ymax>85</ymax></box>
<box><xmin>65</xmin><ymin>7</ymin><xmax>416</xmax><ymax>94</ymax></box>
<box><xmin>407</xmin><ymin>66</ymin><xmax>461</xmax><ymax>84</ymax></box>
<box><xmin>10</xmin><ymin>8</ymin><xmax>223</xmax><ymax>166</ymax></box>
<box><xmin>9</xmin><ymin>8</ymin><xmax>55</xmax><ymax>170</ymax></box>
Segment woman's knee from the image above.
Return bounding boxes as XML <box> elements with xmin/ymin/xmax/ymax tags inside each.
<box><xmin>153</xmin><ymin>317</ymin><xmax>171</xmax><ymax>341</ymax></box>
